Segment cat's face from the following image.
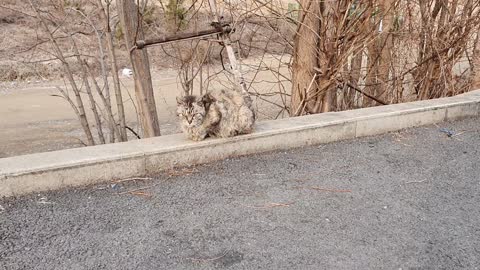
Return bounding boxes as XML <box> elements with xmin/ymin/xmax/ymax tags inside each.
<box><xmin>176</xmin><ymin>95</ymin><xmax>207</xmax><ymax>127</ymax></box>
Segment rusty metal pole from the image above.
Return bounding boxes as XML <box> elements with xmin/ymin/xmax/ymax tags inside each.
<box><xmin>207</xmin><ymin>0</ymin><xmax>249</xmax><ymax>96</ymax></box>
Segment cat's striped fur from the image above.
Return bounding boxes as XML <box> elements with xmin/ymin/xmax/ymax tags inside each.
<box><xmin>176</xmin><ymin>89</ymin><xmax>255</xmax><ymax>141</ymax></box>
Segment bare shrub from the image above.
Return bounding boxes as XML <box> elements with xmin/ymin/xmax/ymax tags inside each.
<box><xmin>289</xmin><ymin>0</ymin><xmax>480</xmax><ymax>115</ymax></box>
<box><xmin>18</xmin><ymin>0</ymin><xmax>130</xmax><ymax>145</ymax></box>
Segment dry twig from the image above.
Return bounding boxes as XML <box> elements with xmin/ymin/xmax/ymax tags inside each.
<box><xmin>113</xmin><ymin>177</ymin><xmax>153</xmax><ymax>183</ymax></box>
<box><xmin>294</xmin><ymin>186</ymin><xmax>352</xmax><ymax>193</ymax></box>
<box><xmin>188</xmin><ymin>248</ymin><xmax>231</xmax><ymax>263</ymax></box>
<box><xmin>241</xmin><ymin>201</ymin><xmax>295</xmax><ymax>209</ymax></box>
<box><xmin>118</xmin><ymin>185</ymin><xmax>156</xmax><ymax>195</ymax></box>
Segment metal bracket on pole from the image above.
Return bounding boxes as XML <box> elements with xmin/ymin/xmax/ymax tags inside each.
<box><xmin>208</xmin><ymin>0</ymin><xmax>249</xmax><ymax>96</ymax></box>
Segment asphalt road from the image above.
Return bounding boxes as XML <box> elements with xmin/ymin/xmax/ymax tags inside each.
<box><xmin>1</xmin><ymin>117</ymin><xmax>480</xmax><ymax>270</ymax></box>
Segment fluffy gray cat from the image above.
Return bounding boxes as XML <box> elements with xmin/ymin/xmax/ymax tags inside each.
<box><xmin>176</xmin><ymin>89</ymin><xmax>255</xmax><ymax>141</ymax></box>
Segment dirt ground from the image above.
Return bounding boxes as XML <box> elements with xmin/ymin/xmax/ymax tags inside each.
<box><xmin>0</xmin><ymin>69</ymin><xmax>173</xmax><ymax>158</ymax></box>
<box><xmin>0</xmin><ymin>55</ymin><xmax>291</xmax><ymax>158</ymax></box>
<box><xmin>0</xmin><ymin>1</ymin><xmax>293</xmax><ymax>158</ymax></box>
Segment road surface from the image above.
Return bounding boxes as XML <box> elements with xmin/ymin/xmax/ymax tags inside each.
<box><xmin>1</xmin><ymin>117</ymin><xmax>479</xmax><ymax>269</ymax></box>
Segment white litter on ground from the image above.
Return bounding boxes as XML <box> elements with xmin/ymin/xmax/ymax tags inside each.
<box><xmin>122</xmin><ymin>68</ymin><xmax>133</xmax><ymax>77</ymax></box>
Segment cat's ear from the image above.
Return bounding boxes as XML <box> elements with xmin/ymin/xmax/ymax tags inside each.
<box><xmin>201</xmin><ymin>93</ymin><xmax>215</xmax><ymax>104</ymax></box>
<box><xmin>176</xmin><ymin>96</ymin><xmax>183</xmax><ymax>105</ymax></box>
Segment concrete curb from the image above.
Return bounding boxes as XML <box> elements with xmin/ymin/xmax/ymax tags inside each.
<box><xmin>1</xmin><ymin>90</ymin><xmax>479</xmax><ymax>197</ymax></box>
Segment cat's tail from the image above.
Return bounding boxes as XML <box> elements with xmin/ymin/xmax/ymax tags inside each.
<box><xmin>237</xmin><ymin>104</ymin><xmax>255</xmax><ymax>135</ymax></box>
<box><xmin>233</xmin><ymin>83</ymin><xmax>255</xmax><ymax>117</ymax></box>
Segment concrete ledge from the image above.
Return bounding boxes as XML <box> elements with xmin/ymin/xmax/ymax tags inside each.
<box><xmin>1</xmin><ymin>90</ymin><xmax>480</xmax><ymax>197</ymax></box>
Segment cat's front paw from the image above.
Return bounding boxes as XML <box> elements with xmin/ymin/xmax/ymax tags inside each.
<box><xmin>189</xmin><ymin>134</ymin><xmax>207</xmax><ymax>141</ymax></box>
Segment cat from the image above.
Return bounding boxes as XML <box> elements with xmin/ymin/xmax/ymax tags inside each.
<box><xmin>176</xmin><ymin>89</ymin><xmax>255</xmax><ymax>141</ymax></box>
